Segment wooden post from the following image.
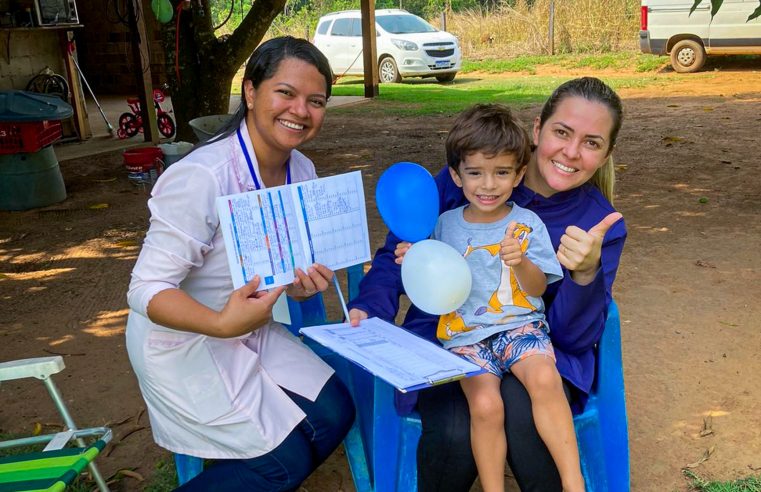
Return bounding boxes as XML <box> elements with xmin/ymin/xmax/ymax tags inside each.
<box><xmin>59</xmin><ymin>31</ymin><xmax>91</xmax><ymax>140</ymax></box>
<box><xmin>440</xmin><ymin>11</ymin><xmax>446</xmax><ymax>31</ymax></box>
<box><xmin>548</xmin><ymin>0</ymin><xmax>555</xmax><ymax>55</ymax></box>
<box><xmin>360</xmin><ymin>0</ymin><xmax>379</xmax><ymax>98</ymax></box>
<box><xmin>126</xmin><ymin>0</ymin><xmax>159</xmax><ymax>143</ymax></box>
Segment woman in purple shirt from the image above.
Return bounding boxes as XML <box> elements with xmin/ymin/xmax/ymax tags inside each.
<box><xmin>348</xmin><ymin>77</ymin><xmax>627</xmax><ymax>491</ymax></box>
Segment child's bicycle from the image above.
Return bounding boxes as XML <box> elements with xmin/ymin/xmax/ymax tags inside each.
<box><xmin>117</xmin><ymin>86</ymin><xmax>176</xmax><ymax>139</ymax></box>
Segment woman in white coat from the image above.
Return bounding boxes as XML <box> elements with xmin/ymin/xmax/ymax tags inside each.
<box><xmin>126</xmin><ymin>36</ymin><xmax>354</xmax><ymax>491</ymax></box>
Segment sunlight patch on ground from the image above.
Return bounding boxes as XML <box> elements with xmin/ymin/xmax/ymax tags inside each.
<box><xmin>1</xmin><ymin>268</ymin><xmax>75</xmax><ymax>281</ymax></box>
<box><xmin>82</xmin><ymin>309</ymin><xmax>129</xmax><ymax>337</ymax></box>
<box><xmin>633</xmin><ymin>225</ymin><xmax>671</xmax><ymax>233</ymax></box>
<box><xmin>675</xmin><ymin>211</ymin><xmax>707</xmax><ymax>217</ymax></box>
<box><xmin>701</xmin><ymin>410</ymin><xmax>730</xmax><ymax>417</ymax></box>
<box><xmin>83</xmin><ymin>325</ymin><xmax>125</xmax><ymax>337</ymax></box>
<box><xmin>49</xmin><ymin>334</ymin><xmax>75</xmax><ymax>346</ymax></box>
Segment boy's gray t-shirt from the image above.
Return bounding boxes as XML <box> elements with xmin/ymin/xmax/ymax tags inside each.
<box><xmin>433</xmin><ymin>203</ymin><xmax>563</xmax><ymax>349</ymax></box>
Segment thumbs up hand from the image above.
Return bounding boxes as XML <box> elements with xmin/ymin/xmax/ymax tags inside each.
<box><xmin>500</xmin><ymin>221</ymin><xmax>524</xmax><ymax>267</ymax></box>
<box><xmin>557</xmin><ymin>212</ymin><xmax>622</xmax><ymax>284</ymax></box>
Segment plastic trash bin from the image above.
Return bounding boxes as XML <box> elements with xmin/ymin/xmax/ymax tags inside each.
<box><xmin>158</xmin><ymin>141</ymin><xmax>193</xmax><ymax>167</ymax></box>
<box><xmin>0</xmin><ymin>90</ymin><xmax>73</xmax><ymax>211</ymax></box>
<box><xmin>189</xmin><ymin>114</ymin><xmax>231</xmax><ymax>142</ymax></box>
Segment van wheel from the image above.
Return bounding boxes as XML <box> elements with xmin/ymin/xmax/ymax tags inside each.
<box><xmin>379</xmin><ymin>57</ymin><xmax>401</xmax><ymax>83</ymax></box>
<box><xmin>670</xmin><ymin>39</ymin><xmax>706</xmax><ymax>73</ymax></box>
<box><xmin>436</xmin><ymin>73</ymin><xmax>456</xmax><ymax>83</ymax></box>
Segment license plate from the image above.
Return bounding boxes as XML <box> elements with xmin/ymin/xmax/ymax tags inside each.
<box><xmin>435</xmin><ymin>60</ymin><xmax>449</xmax><ymax>68</ymax></box>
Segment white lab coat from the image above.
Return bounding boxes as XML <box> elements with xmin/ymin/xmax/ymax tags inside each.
<box><xmin>125</xmin><ymin>120</ymin><xmax>334</xmax><ymax>459</ymax></box>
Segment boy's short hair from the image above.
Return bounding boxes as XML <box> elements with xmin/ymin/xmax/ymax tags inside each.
<box><xmin>445</xmin><ymin>103</ymin><xmax>532</xmax><ymax>172</ymax></box>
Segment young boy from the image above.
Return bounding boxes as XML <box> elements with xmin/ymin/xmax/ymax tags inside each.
<box><xmin>396</xmin><ymin>104</ymin><xmax>584</xmax><ymax>492</ymax></box>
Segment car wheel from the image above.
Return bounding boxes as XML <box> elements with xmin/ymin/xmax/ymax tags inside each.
<box><xmin>379</xmin><ymin>57</ymin><xmax>401</xmax><ymax>83</ymax></box>
<box><xmin>436</xmin><ymin>73</ymin><xmax>456</xmax><ymax>83</ymax></box>
<box><xmin>670</xmin><ymin>39</ymin><xmax>706</xmax><ymax>73</ymax></box>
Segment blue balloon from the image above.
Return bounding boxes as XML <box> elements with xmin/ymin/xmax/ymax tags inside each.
<box><xmin>376</xmin><ymin>162</ymin><xmax>439</xmax><ymax>242</ymax></box>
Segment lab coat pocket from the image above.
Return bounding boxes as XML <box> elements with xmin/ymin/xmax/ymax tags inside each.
<box><xmin>145</xmin><ymin>330</ymin><xmax>251</xmax><ymax>426</ymax></box>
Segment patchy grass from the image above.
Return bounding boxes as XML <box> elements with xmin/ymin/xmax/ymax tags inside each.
<box><xmin>461</xmin><ymin>51</ymin><xmax>668</xmax><ymax>74</ymax></box>
<box><xmin>142</xmin><ymin>458</ymin><xmax>179</xmax><ymax>491</ymax></box>
<box><xmin>461</xmin><ymin>55</ymin><xmax>560</xmax><ymax>74</ymax></box>
<box><xmin>230</xmin><ymin>51</ymin><xmax>668</xmax><ymax>96</ymax></box>
<box><xmin>635</xmin><ymin>54</ymin><xmax>669</xmax><ymax>72</ymax></box>
<box><xmin>684</xmin><ymin>469</ymin><xmax>761</xmax><ymax>491</ymax></box>
<box><xmin>331</xmin><ymin>73</ymin><xmax>665</xmax><ymax>116</ymax></box>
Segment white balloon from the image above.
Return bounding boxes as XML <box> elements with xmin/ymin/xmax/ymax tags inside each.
<box><xmin>401</xmin><ymin>239</ymin><xmax>472</xmax><ymax>315</ymax></box>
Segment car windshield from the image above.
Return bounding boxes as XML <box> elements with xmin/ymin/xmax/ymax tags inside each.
<box><xmin>376</xmin><ymin>14</ymin><xmax>437</xmax><ymax>34</ymax></box>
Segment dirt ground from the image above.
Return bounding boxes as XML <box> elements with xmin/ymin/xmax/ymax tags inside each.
<box><xmin>2</xmin><ymin>64</ymin><xmax>760</xmax><ymax>491</ymax></box>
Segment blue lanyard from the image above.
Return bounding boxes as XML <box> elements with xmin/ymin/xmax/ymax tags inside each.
<box><xmin>237</xmin><ymin>128</ymin><xmax>291</xmax><ymax>190</ymax></box>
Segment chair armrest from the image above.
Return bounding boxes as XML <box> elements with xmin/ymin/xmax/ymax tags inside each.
<box><xmin>0</xmin><ymin>356</ymin><xmax>65</xmax><ymax>382</ymax></box>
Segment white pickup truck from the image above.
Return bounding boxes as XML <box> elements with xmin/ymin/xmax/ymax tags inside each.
<box><xmin>639</xmin><ymin>0</ymin><xmax>761</xmax><ymax>72</ymax></box>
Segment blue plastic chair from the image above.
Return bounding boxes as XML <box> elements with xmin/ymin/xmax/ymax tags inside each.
<box><xmin>176</xmin><ymin>267</ymin><xmax>630</xmax><ymax>492</ymax></box>
<box><xmin>340</xmin><ymin>300</ymin><xmax>630</xmax><ymax>492</ymax></box>
<box><xmin>174</xmin><ymin>265</ymin><xmax>368</xmax><ymax>487</ymax></box>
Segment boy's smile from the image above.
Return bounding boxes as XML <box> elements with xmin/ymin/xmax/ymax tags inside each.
<box><xmin>450</xmin><ymin>151</ymin><xmax>526</xmax><ymax>223</ymax></box>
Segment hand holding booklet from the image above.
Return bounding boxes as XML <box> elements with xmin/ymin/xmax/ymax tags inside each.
<box><xmin>300</xmin><ymin>317</ymin><xmax>485</xmax><ymax>392</ymax></box>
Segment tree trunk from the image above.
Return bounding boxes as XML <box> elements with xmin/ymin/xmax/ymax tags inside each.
<box><xmin>161</xmin><ymin>0</ymin><xmax>287</xmax><ymax>141</ymax></box>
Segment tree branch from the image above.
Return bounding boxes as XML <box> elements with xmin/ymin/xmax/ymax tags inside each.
<box><xmin>224</xmin><ymin>0</ymin><xmax>288</xmax><ymax>63</ymax></box>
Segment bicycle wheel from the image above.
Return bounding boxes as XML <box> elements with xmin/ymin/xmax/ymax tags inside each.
<box><xmin>157</xmin><ymin>113</ymin><xmax>176</xmax><ymax>138</ymax></box>
<box><xmin>118</xmin><ymin>113</ymin><xmax>140</xmax><ymax>138</ymax></box>
<box><xmin>26</xmin><ymin>73</ymin><xmax>69</xmax><ymax>101</ymax></box>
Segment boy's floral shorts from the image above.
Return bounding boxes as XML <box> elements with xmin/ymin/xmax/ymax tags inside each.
<box><xmin>449</xmin><ymin>321</ymin><xmax>555</xmax><ymax>377</ymax></box>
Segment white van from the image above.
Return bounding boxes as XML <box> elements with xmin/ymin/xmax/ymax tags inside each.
<box><xmin>639</xmin><ymin>0</ymin><xmax>761</xmax><ymax>72</ymax></box>
<box><xmin>313</xmin><ymin>9</ymin><xmax>462</xmax><ymax>83</ymax></box>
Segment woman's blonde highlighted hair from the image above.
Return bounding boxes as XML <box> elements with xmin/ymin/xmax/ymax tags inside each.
<box><xmin>590</xmin><ymin>155</ymin><xmax>616</xmax><ymax>204</ymax></box>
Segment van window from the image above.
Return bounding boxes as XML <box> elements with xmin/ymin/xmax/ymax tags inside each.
<box><xmin>316</xmin><ymin>20</ymin><xmax>331</xmax><ymax>35</ymax></box>
<box><xmin>331</xmin><ymin>18</ymin><xmax>353</xmax><ymax>36</ymax></box>
<box><xmin>350</xmin><ymin>18</ymin><xmax>362</xmax><ymax>36</ymax></box>
<box><xmin>376</xmin><ymin>14</ymin><xmax>436</xmax><ymax>34</ymax></box>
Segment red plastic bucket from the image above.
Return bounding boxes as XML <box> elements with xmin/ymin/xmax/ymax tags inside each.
<box><xmin>123</xmin><ymin>147</ymin><xmax>164</xmax><ymax>187</ymax></box>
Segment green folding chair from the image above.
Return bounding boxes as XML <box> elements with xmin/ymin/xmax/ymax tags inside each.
<box><xmin>0</xmin><ymin>357</ymin><xmax>111</xmax><ymax>492</ymax></box>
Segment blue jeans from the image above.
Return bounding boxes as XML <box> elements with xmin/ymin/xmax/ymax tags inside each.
<box><xmin>176</xmin><ymin>374</ymin><xmax>354</xmax><ymax>491</ymax></box>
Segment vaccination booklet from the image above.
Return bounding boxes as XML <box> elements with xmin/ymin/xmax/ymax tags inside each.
<box><xmin>300</xmin><ymin>317</ymin><xmax>486</xmax><ymax>392</ymax></box>
<box><xmin>216</xmin><ymin>170</ymin><xmax>371</xmax><ymax>291</ymax></box>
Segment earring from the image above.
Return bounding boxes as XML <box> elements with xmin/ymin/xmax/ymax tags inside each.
<box><xmin>247</xmin><ymin>103</ymin><xmax>253</xmax><ymax>109</ymax></box>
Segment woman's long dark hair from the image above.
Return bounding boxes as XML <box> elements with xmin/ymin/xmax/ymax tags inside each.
<box><xmin>191</xmin><ymin>36</ymin><xmax>333</xmax><ymax>151</ymax></box>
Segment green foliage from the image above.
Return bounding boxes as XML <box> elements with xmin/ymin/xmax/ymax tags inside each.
<box><xmin>690</xmin><ymin>0</ymin><xmax>724</xmax><ymax>17</ymax></box>
<box><xmin>684</xmin><ymin>469</ymin><xmax>761</xmax><ymax>491</ymax></box>
<box><xmin>210</xmin><ymin>0</ymin><xmax>518</xmax><ymax>37</ymax></box>
<box><xmin>690</xmin><ymin>0</ymin><xmax>761</xmax><ymax>21</ymax></box>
